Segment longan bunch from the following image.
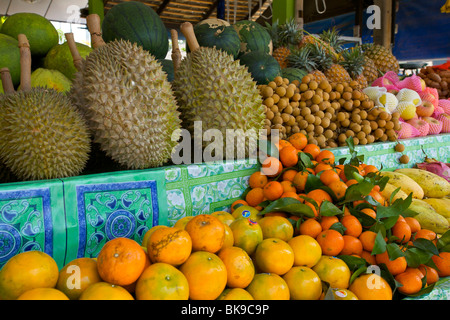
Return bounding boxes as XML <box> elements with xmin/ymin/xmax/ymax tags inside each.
<box><xmin>295</xmin><ymin>74</ymin><xmax>338</xmax><ymax>148</ymax></box>
<box><xmin>259</xmin><ymin>76</ymin><xmax>302</xmax><ymax>140</ymax></box>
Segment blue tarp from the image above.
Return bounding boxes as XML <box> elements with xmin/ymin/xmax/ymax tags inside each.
<box><xmin>303</xmin><ymin>0</ymin><xmax>450</xmax><ymax>61</ymax></box>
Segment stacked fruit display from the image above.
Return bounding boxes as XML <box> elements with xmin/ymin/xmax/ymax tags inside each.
<box><xmin>419</xmin><ymin>64</ymin><xmax>450</xmax><ymax>99</ymax></box>
<box><xmin>1</xmin><ymin>135</ymin><xmax>449</xmax><ymax>300</ymax></box>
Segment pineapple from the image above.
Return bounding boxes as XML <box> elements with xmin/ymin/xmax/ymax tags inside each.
<box><xmin>340</xmin><ymin>47</ymin><xmax>369</xmax><ymax>89</ymax></box>
<box><xmin>265</xmin><ymin>19</ymin><xmax>302</xmax><ymax>69</ymax></box>
<box><xmin>362</xmin><ymin>55</ymin><xmax>379</xmax><ymax>85</ymax></box>
<box><xmin>287</xmin><ymin>46</ymin><xmax>328</xmax><ymax>83</ymax></box>
<box><xmin>308</xmin><ymin>42</ymin><xmax>352</xmax><ymax>84</ymax></box>
<box><xmin>361</xmin><ymin>43</ymin><xmax>400</xmax><ymax>75</ymax></box>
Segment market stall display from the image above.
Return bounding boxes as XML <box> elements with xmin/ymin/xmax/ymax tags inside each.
<box><xmin>0</xmin><ymin>1</ymin><xmax>450</xmax><ymax>301</ymax></box>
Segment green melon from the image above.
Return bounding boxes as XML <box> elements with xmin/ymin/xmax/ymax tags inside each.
<box><xmin>102</xmin><ymin>1</ymin><xmax>169</xmax><ymax>60</ymax></box>
<box><xmin>233</xmin><ymin>20</ymin><xmax>273</xmax><ymax>57</ymax></box>
<box><xmin>193</xmin><ymin>19</ymin><xmax>241</xmax><ymax>59</ymax></box>
<box><xmin>44</xmin><ymin>42</ymin><xmax>92</xmax><ymax>81</ymax></box>
<box><xmin>281</xmin><ymin>67</ymin><xmax>308</xmax><ymax>83</ymax></box>
<box><xmin>0</xmin><ymin>33</ymin><xmax>21</xmax><ymax>87</ymax></box>
<box><xmin>18</xmin><ymin>68</ymin><xmax>72</xmax><ymax>93</ymax></box>
<box><xmin>239</xmin><ymin>51</ymin><xmax>281</xmax><ymax>85</ymax></box>
<box><xmin>158</xmin><ymin>59</ymin><xmax>174</xmax><ymax>82</ymax></box>
<box><xmin>1</xmin><ymin>13</ymin><xmax>58</xmax><ymax>56</ymax></box>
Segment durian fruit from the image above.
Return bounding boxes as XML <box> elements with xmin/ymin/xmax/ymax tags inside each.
<box><xmin>0</xmin><ymin>34</ymin><xmax>90</xmax><ymax>181</ymax></box>
<box><xmin>68</xmin><ymin>15</ymin><xmax>181</xmax><ymax>169</ymax></box>
<box><xmin>173</xmin><ymin>22</ymin><xmax>265</xmax><ymax>160</ymax></box>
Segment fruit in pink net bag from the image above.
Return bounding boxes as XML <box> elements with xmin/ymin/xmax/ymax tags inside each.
<box><xmin>396</xmin><ymin>75</ymin><xmax>424</xmax><ymax>92</ymax></box>
<box><xmin>407</xmin><ymin>118</ymin><xmax>430</xmax><ymax>136</ymax></box>
<box><xmin>396</xmin><ymin>121</ymin><xmax>421</xmax><ymax>139</ymax></box>
<box><xmin>436</xmin><ymin>113</ymin><xmax>450</xmax><ymax>133</ymax></box>
<box><xmin>438</xmin><ymin>99</ymin><xmax>450</xmax><ymax>114</ymax></box>
<box><xmin>423</xmin><ymin>117</ymin><xmax>443</xmax><ymax>135</ymax></box>
<box><xmin>416</xmin><ymin>100</ymin><xmax>435</xmax><ymax>117</ymax></box>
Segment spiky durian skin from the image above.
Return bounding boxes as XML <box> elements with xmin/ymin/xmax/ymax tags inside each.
<box><xmin>172</xmin><ymin>47</ymin><xmax>265</xmax><ymax>159</ymax></box>
<box><xmin>0</xmin><ymin>88</ymin><xmax>90</xmax><ymax>181</ymax></box>
<box><xmin>76</xmin><ymin>40</ymin><xmax>181</xmax><ymax>169</ymax></box>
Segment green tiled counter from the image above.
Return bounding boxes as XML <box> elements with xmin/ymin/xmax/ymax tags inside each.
<box><xmin>0</xmin><ymin>134</ymin><xmax>450</xmax><ymax>271</ymax></box>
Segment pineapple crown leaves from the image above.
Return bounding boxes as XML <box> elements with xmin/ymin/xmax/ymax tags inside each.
<box><xmin>339</xmin><ymin>46</ymin><xmax>366</xmax><ymax>77</ymax></box>
<box><xmin>265</xmin><ymin>19</ymin><xmax>302</xmax><ymax>49</ymax></box>
<box><xmin>286</xmin><ymin>46</ymin><xmax>318</xmax><ymax>72</ymax></box>
<box><xmin>301</xmin><ymin>29</ymin><xmax>341</xmax><ymax>62</ymax></box>
<box><xmin>319</xmin><ymin>27</ymin><xmax>345</xmax><ymax>53</ymax></box>
<box><xmin>303</xmin><ymin>42</ymin><xmax>333</xmax><ymax>72</ymax></box>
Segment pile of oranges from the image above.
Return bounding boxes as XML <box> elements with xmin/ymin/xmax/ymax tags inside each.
<box><xmin>0</xmin><ymin>133</ymin><xmax>449</xmax><ymax>300</ymax></box>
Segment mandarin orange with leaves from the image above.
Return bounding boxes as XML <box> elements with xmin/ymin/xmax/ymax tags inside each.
<box><xmin>288</xmin><ymin>133</ymin><xmax>308</xmax><ymax>150</ymax></box>
<box><xmin>316</xmin><ymin>150</ymin><xmax>335</xmax><ymax>165</ymax></box>
<box><xmin>316</xmin><ymin>229</ymin><xmax>345</xmax><ymax>256</ymax></box>
<box><xmin>431</xmin><ymin>252</ymin><xmax>450</xmax><ymax>277</ymax></box>
<box><xmin>282</xmin><ymin>169</ymin><xmax>298</xmax><ymax>182</ymax></box>
<box><xmin>375</xmin><ymin>251</ymin><xmax>407</xmax><ymax>276</ymax></box>
<box><xmin>314</xmin><ymin>162</ymin><xmax>333</xmax><ymax>174</ymax></box>
<box><xmin>298</xmin><ymin>218</ymin><xmax>322</xmax><ymax>239</ymax></box>
<box><xmin>292</xmin><ymin>171</ymin><xmax>310</xmax><ymax>192</ymax></box>
<box><xmin>340</xmin><ymin>214</ymin><xmax>363</xmax><ymax>238</ymax></box>
<box><xmin>302</xmin><ymin>144</ymin><xmax>321</xmax><ymax>159</ymax></box>
<box><xmin>358</xmin><ymin>230</ymin><xmax>378</xmax><ymax>252</ymax></box>
<box><xmin>319</xmin><ymin>169</ymin><xmax>340</xmax><ymax>186</ymax></box>
<box><xmin>261</xmin><ymin>156</ymin><xmax>283</xmax><ymax>177</ymax></box>
<box><xmin>245</xmin><ymin>187</ymin><xmax>265</xmax><ymax>207</ymax></box>
<box><xmin>263</xmin><ymin>181</ymin><xmax>284</xmax><ymax>201</ymax></box>
<box><xmin>404</xmin><ymin>217</ymin><xmax>421</xmax><ymax>234</ymax></box>
<box><xmin>392</xmin><ymin>220</ymin><xmax>412</xmax><ymax>244</ymax></box>
<box><xmin>320</xmin><ymin>215</ymin><xmax>339</xmax><ymax>231</ymax></box>
<box><xmin>231</xmin><ymin>199</ymin><xmax>248</xmax><ymax>212</ymax></box>
<box><xmin>306</xmin><ymin>189</ymin><xmax>332</xmax><ymax>208</ymax></box>
<box><xmin>340</xmin><ymin>235</ymin><xmax>363</xmax><ymax>256</ymax></box>
<box><xmin>280</xmin><ymin>145</ymin><xmax>300</xmax><ymax>167</ymax></box>
<box><xmin>414</xmin><ymin>229</ymin><xmax>436</xmax><ymax>241</ymax></box>
<box><xmin>328</xmin><ymin>180</ymin><xmax>348</xmax><ymax>199</ymax></box>
<box><xmin>395</xmin><ymin>271</ymin><xmax>423</xmax><ymax>295</ymax></box>
<box><xmin>280</xmin><ymin>180</ymin><xmax>296</xmax><ymax>193</ymax></box>
<box><xmin>418</xmin><ymin>265</ymin><xmax>439</xmax><ymax>285</ymax></box>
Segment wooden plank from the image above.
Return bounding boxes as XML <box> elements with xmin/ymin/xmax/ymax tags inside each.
<box><xmin>373</xmin><ymin>0</ymin><xmax>392</xmax><ymax>49</ymax></box>
<box><xmin>157</xmin><ymin>0</ymin><xmax>172</xmax><ymax>14</ymax></box>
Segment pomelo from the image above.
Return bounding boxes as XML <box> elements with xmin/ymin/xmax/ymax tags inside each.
<box><xmin>0</xmin><ymin>33</ymin><xmax>21</xmax><ymax>86</ymax></box>
<box><xmin>18</xmin><ymin>68</ymin><xmax>72</xmax><ymax>92</ymax></box>
<box><xmin>44</xmin><ymin>42</ymin><xmax>92</xmax><ymax>80</ymax></box>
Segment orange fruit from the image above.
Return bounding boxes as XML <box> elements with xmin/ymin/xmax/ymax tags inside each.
<box><xmin>258</xmin><ymin>215</ymin><xmax>294</xmax><ymax>241</ymax></box>
<box><xmin>341</xmin><ymin>235</ymin><xmax>364</xmax><ymax>256</ymax></box>
<box><xmin>17</xmin><ymin>288</ymin><xmax>69</xmax><ymax>300</ymax></box>
<box><xmin>375</xmin><ymin>251</ymin><xmax>407</xmax><ymax>276</ymax></box>
<box><xmin>264</xmin><ymin>211</ymin><xmax>289</xmax><ymax>218</ymax></box>
<box><xmin>246</xmin><ymin>273</ymin><xmax>290</xmax><ymax>300</ymax></box>
<box><xmin>280</xmin><ymin>191</ymin><xmax>302</xmax><ymax>202</ymax></box>
<box><xmin>172</xmin><ymin>216</ymin><xmax>193</xmax><ymax>230</ymax></box>
<box><xmin>248</xmin><ymin>171</ymin><xmax>269</xmax><ymax>189</ymax></box>
<box><xmin>79</xmin><ymin>282</ymin><xmax>134</xmax><ymax>300</ymax></box>
<box><xmin>282</xmin><ymin>169</ymin><xmax>298</xmax><ymax>182</ymax></box>
<box><xmin>319</xmin><ymin>169</ymin><xmax>340</xmax><ymax>186</ymax></box>
<box><xmin>349</xmin><ymin>274</ymin><xmax>392</xmax><ymax>300</ymax></box>
<box><xmin>345</xmin><ymin>179</ymin><xmax>358</xmax><ymax>187</ymax></box>
<box><xmin>298</xmin><ymin>218</ymin><xmax>322</xmax><ymax>238</ymax></box>
<box><xmin>320</xmin><ymin>215</ymin><xmax>339</xmax><ymax>231</ymax></box>
<box><xmin>229</xmin><ymin>218</ymin><xmax>263</xmax><ymax>255</ymax></box>
<box><xmin>302</xmin><ymin>144</ymin><xmax>321</xmax><ymax>159</ymax></box>
<box><xmin>261</xmin><ymin>156</ymin><xmax>283</xmax><ymax>177</ymax></box>
<box><xmin>135</xmin><ymin>262</ymin><xmax>189</xmax><ymax>300</ymax></box>
<box><xmin>330</xmin><ymin>288</ymin><xmax>358</xmax><ymax>300</ymax></box>
<box><xmin>431</xmin><ymin>252</ymin><xmax>450</xmax><ymax>277</ymax></box>
<box><xmin>245</xmin><ymin>187</ymin><xmax>265</xmax><ymax>207</ymax></box>
<box><xmin>179</xmin><ymin>251</ymin><xmax>227</xmax><ymax>300</ymax></box>
<box><xmin>185</xmin><ymin>214</ymin><xmax>225</xmax><ymax>253</ymax></box>
<box><xmin>340</xmin><ymin>215</ymin><xmax>363</xmax><ymax>238</ymax></box>
<box><xmin>0</xmin><ymin>250</ymin><xmax>60</xmax><ymax>300</ymax></box>
<box><xmin>277</xmin><ymin>139</ymin><xmax>293</xmax><ymax>150</ymax></box>
<box><xmin>217</xmin><ymin>288</ymin><xmax>254</xmax><ymax>300</ymax></box>
<box><xmin>359</xmin><ymin>230</ymin><xmax>377</xmax><ymax>252</ymax></box>
<box><xmin>304</xmin><ymin>201</ymin><xmax>318</xmax><ymax>217</ymax></box>
<box><xmin>306</xmin><ymin>189</ymin><xmax>332</xmax><ymax>208</ymax></box>
<box><xmin>392</xmin><ymin>220</ymin><xmax>411</xmax><ymax>244</ymax></box>
<box><xmin>360</xmin><ymin>250</ymin><xmax>377</xmax><ymax>265</ymax></box>
<box><xmin>218</xmin><ymin>246</ymin><xmax>255</xmax><ymax>288</ymax></box>
<box><xmin>395</xmin><ymin>271</ymin><xmax>423</xmax><ymax>295</ymax></box>
<box><xmin>361</xmin><ymin>208</ymin><xmax>377</xmax><ymax>220</ymax></box>
<box><xmin>56</xmin><ymin>257</ymin><xmax>102</xmax><ymax>300</ymax></box>
<box><xmin>231</xmin><ymin>199</ymin><xmax>249</xmax><ymax>212</ymax></box>
<box><xmin>231</xmin><ymin>205</ymin><xmax>261</xmax><ymax>221</ymax></box>
<box><xmin>211</xmin><ymin>211</ymin><xmax>235</xmax><ymax>226</ymax></box>
<box><xmin>314</xmin><ymin>162</ymin><xmax>333</xmax><ymax>174</ymax></box>
<box><xmin>312</xmin><ymin>255</ymin><xmax>351</xmax><ymax>289</ymax></box>
<box><xmin>362</xmin><ymin>165</ymin><xmax>379</xmax><ymax>175</ymax></box>
<box><xmin>316</xmin><ymin>229</ymin><xmax>345</xmax><ymax>256</ymax></box>
<box><xmin>418</xmin><ymin>265</ymin><xmax>439</xmax><ymax>285</ymax></box>
<box><xmin>263</xmin><ymin>181</ymin><xmax>284</xmax><ymax>201</ymax></box>
<box><xmin>405</xmin><ymin>267</ymin><xmax>424</xmax><ymax>279</ymax></box>
<box><xmin>288</xmin><ymin>133</ymin><xmax>308</xmax><ymax>150</ymax></box>
<box><xmin>369</xmin><ymin>189</ymin><xmax>386</xmax><ymax>206</ymax></box>
<box><xmin>414</xmin><ymin>229</ymin><xmax>436</xmax><ymax>241</ymax></box>
<box><xmin>280</xmin><ymin>145</ymin><xmax>300</xmax><ymax>167</ymax></box>
<box><xmin>280</xmin><ymin>180</ymin><xmax>297</xmax><ymax>193</ymax></box>
<box><xmin>316</xmin><ymin>150</ymin><xmax>335</xmax><ymax>164</ymax></box>
<box><xmin>328</xmin><ymin>180</ymin><xmax>348</xmax><ymax>199</ymax></box>
<box><xmin>97</xmin><ymin>237</ymin><xmax>147</xmax><ymax>286</ymax></box>
<box><xmin>222</xmin><ymin>223</ymin><xmax>235</xmax><ymax>249</ymax></box>
<box><xmin>146</xmin><ymin>226</ymin><xmax>191</xmax><ymax>266</ymax></box>
<box><xmin>142</xmin><ymin>225</ymin><xmax>168</xmax><ymax>246</ymax></box>
<box><xmin>283</xmin><ymin>266</ymin><xmax>322</xmax><ymax>300</ymax></box>
<box><xmin>288</xmin><ymin>235</ymin><xmax>322</xmax><ymax>268</ymax></box>
<box><xmin>254</xmin><ymin>238</ymin><xmax>295</xmax><ymax>275</ymax></box>
<box><xmin>404</xmin><ymin>217</ymin><xmax>421</xmax><ymax>234</ymax></box>
<box><xmin>292</xmin><ymin>171</ymin><xmax>310</xmax><ymax>192</ymax></box>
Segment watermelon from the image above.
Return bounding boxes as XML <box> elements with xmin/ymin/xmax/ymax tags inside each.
<box><xmin>0</xmin><ymin>34</ymin><xmax>21</xmax><ymax>87</ymax></box>
<box><xmin>102</xmin><ymin>1</ymin><xmax>169</xmax><ymax>60</ymax></box>
<box><xmin>193</xmin><ymin>19</ymin><xmax>241</xmax><ymax>59</ymax></box>
<box><xmin>44</xmin><ymin>42</ymin><xmax>92</xmax><ymax>81</ymax></box>
<box><xmin>1</xmin><ymin>13</ymin><xmax>58</xmax><ymax>57</ymax></box>
<box><xmin>158</xmin><ymin>59</ymin><xmax>174</xmax><ymax>82</ymax></box>
<box><xmin>239</xmin><ymin>51</ymin><xmax>281</xmax><ymax>85</ymax></box>
<box><xmin>233</xmin><ymin>20</ymin><xmax>273</xmax><ymax>57</ymax></box>
<box><xmin>281</xmin><ymin>68</ymin><xmax>308</xmax><ymax>84</ymax></box>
